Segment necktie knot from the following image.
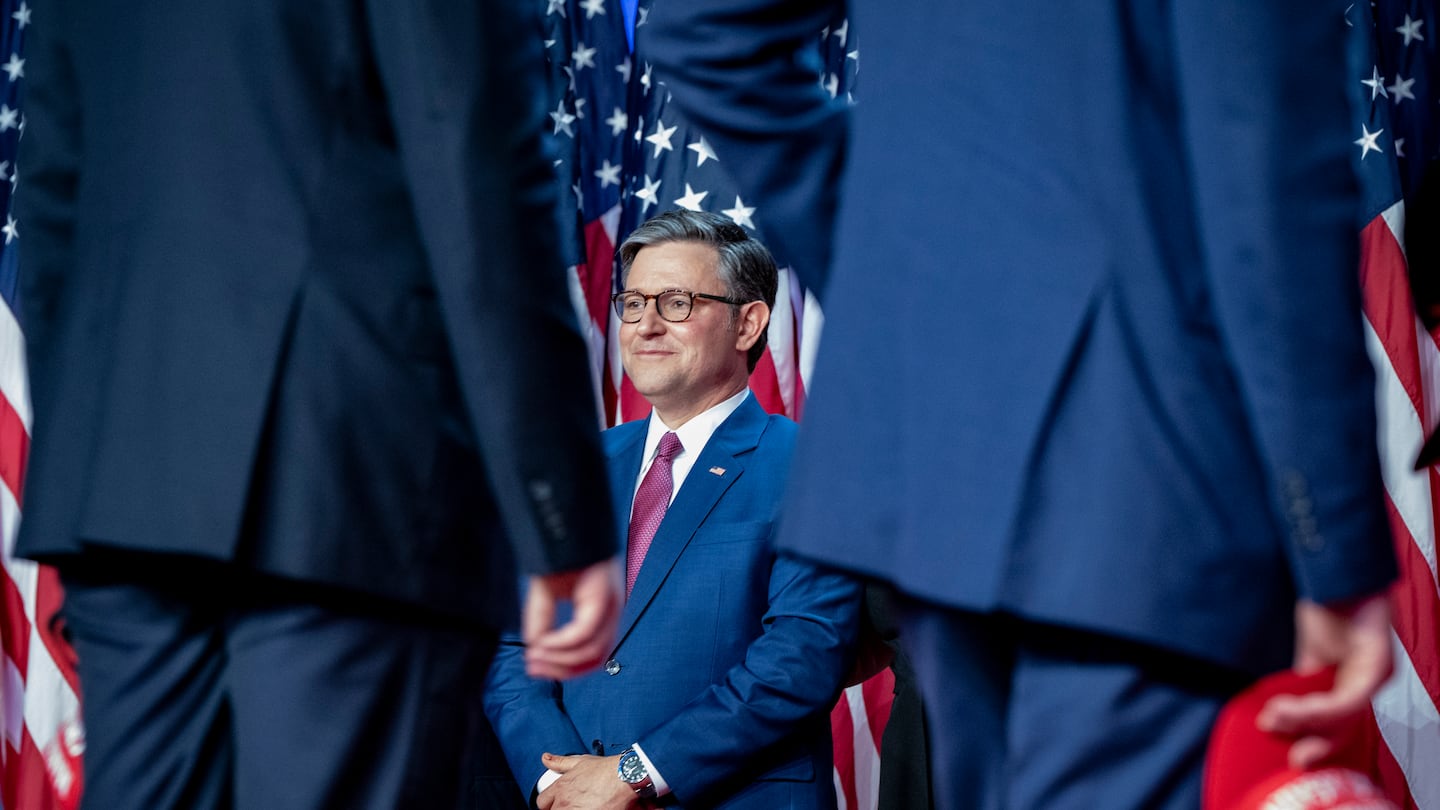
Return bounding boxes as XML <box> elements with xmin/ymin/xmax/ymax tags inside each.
<box><xmin>656</xmin><ymin>431</ymin><xmax>683</xmax><ymax>462</ymax></box>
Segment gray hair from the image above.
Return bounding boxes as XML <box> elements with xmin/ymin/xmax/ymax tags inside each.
<box><xmin>618</xmin><ymin>210</ymin><xmax>778</xmax><ymax>371</ymax></box>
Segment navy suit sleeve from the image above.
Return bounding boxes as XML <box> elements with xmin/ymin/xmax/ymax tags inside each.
<box><xmin>483</xmin><ymin>634</ymin><xmax>591</xmax><ymax>795</ymax></box>
<box><xmin>638</xmin><ymin>553</ymin><xmax>861</xmax><ymax>803</ymax></box>
<box><xmin>1169</xmin><ymin>0</ymin><xmax>1394</xmax><ymax>602</ymax></box>
<box><xmin>359</xmin><ymin>0</ymin><xmax>616</xmax><ymax>575</ymax></box>
<box><xmin>645</xmin><ymin>0</ymin><xmax>846</xmax><ymax>296</ymax></box>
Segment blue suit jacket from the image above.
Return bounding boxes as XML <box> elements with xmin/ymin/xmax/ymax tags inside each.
<box><xmin>647</xmin><ymin>0</ymin><xmax>1396</xmax><ymax>674</ymax></box>
<box><xmin>484</xmin><ymin>397</ymin><xmax>860</xmax><ymax>809</ymax></box>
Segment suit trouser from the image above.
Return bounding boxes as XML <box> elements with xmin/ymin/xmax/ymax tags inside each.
<box><xmin>895</xmin><ymin>599</ymin><xmax>1251</xmax><ymax>810</ymax></box>
<box><xmin>59</xmin><ymin>552</ymin><xmax>499</xmax><ymax>810</ymax></box>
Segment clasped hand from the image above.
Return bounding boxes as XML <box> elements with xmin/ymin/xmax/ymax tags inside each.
<box><xmin>536</xmin><ymin>753</ymin><xmax>648</xmax><ymax>810</ymax></box>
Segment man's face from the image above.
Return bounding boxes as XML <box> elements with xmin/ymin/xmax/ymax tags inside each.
<box><xmin>620</xmin><ymin>241</ymin><xmax>762</xmax><ymax>423</ymax></box>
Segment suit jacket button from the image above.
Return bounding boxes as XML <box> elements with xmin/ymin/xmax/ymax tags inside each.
<box><xmin>604</xmin><ymin>658</ymin><xmax>621</xmax><ymax>675</ymax></box>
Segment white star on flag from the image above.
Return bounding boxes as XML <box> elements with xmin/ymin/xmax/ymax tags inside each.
<box><xmin>674</xmin><ymin>183</ymin><xmax>708</xmax><ymax>212</ymax></box>
<box><xmin>572</xmin><ymin>44</ymin><xmax>598</xmax><ymax>70</ymax></box>
<box><xmin>616</xmin><ymin>57</ymin><xmax>632</xmax><ymax>84</ymax></box>
<box><xmin>2</xmin><ymin>54</ymin><xmax>22</xmax><ymax>82</ymax></box>
<box><xmin>545</xmin><ymin>0</ymin><xmax>566</xmax><ymax>17</ymax></box>
<box><xmin>594</xmin><ymin>160</ymin><xmax>622</xmax><ymax>188</ymax></box>
<box><xmin>646</xmin><ymin>119</ymin><xmax>677</xmax><ymax>158</ymax></box>
<box><xmin>3</xmin><ymin>215</ymin><xmax>17</xmax><ymax>244</ymax></box>
<box><xmin>1362</xmin><ymin>65</ymin><xmax>1389</xmax><ymax>100</ymax></box>
<box><xmin>722</xmin><ymin>197</ymin><xmax>757</xmax><ymax>229</ymax></box>
<box><xmin>0</xmin><ymin>105</ymin><xmax>18</xmax><ymax>131</ymax></box>
<box><xmin>550</xmin><ymin>100</ymin><xmax>576</xmax><ymax>137</ymax></box>
<box><xmin>605</xmin><ymin>107</ymin><xmax>628</xmax><ymax>137</ymax></box>
<box><xmin>1388</xmin><ymin>74</ymin><xmax>1416</xmax><ymax>102</ymax></box>
<box><xmin>580</xmin><ymin>0</ymin><xmax>606</xmax><ymax>19</ymax></box>
<box><xmin>1396</xmin><ymin>14</ymin><xmax>1425</xmax><ymax>46</ymax></box>
<box><xmin>687</xmin><ymin>137</ymin><xmax>718</xmax><ymax>167</ymax></box>
<box><xmin>636</xmin><ymin>175</ymin><xmax>662</xmax><ymax>214</ymax></box>
<box><xmin>1395</xmin><ymin>137</ymin><xmax>1406</xmax><ymax>158</ymax></box>
<box><xmin>1354</xmin><ymin>123</ymin><xmax>1384</xmax><ymax>158</ymax></box>
<box><xmin>11</xmin><ymin>1</ymin><xmax>29</xmax><ymax>28</ymax></box>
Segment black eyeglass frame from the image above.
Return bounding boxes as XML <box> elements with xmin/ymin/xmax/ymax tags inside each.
<box><xmin>610</xmin><ymin>288</ymin><xmax>747</xmax><ymax>323</ymax></box>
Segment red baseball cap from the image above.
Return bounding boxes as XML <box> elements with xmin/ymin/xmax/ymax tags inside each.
<box><xmin>1202</xmin><ymin>668</ymin><xmax>1398</xmax><ymax>810</ymax></box>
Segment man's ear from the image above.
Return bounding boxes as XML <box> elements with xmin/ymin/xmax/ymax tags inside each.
<box><xmin>734</xmin><ymin>300</ymin><xmax>770</xmax><ymax>352</ymax></box>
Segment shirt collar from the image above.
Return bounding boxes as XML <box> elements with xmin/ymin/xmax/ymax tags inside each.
<box><xmin>642</xmin><ymin>387</ymin><xmax>750</xmax><ymax>466</ymax></box>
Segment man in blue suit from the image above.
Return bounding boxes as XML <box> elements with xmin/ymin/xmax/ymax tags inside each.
<box><xmin>485</xmin><ymin>210</ymin><xmax>861</xmax><ymax>809</ymax></box>
<box><xmin>645</xmin><ymin>2</ymin><xmax>1398</xmax><ymax>808</ymax></box>
<box><xmin>16</xmin><ymin>3</ymin><xmax>622</xmax><ymax>808</ymax></box>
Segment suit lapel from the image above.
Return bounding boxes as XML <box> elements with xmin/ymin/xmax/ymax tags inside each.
<box><xmin>612</xmin><ymin>397</ymin><xmax>767</xmax><ymax>649</ymax></box>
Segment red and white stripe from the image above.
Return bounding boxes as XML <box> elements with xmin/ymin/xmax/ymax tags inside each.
<box><xmin>739</xmin><ymin>268</ymin><xmax>823</xmax><ymax>421</ymax></box>
<box><xmin>0</xmin><ymin>297</ymin><xmax>83</xmax><ymax>810</ymax></box>
<box><xmin>1359</xmin><ymin>199</ymin><xmax>1440</xmax><ymax>810</ymax></box>
<box><xmin>831</xmin><ymin>669</ymin><xmax>893</xmax><ymax>810</ymax></box>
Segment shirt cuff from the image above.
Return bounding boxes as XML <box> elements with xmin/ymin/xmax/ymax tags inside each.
<box><xmin>536</xmin><ymin>768</ymin><xmax>562</xmax><ymax>796</ymax></box>
<box><xmin>632</xmin><ymin>742</ymin><xmax>671</xmax><ymax>797</ymax></box>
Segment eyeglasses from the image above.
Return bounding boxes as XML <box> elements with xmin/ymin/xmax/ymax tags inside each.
<box><xmin>611</xmin><ymin>289</ymin><xmax>746</xmax><ymax>323</ymax></box>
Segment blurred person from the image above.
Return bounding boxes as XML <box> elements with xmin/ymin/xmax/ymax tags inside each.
<box><xmin>16</xmin><ymin>3</ymin><xmax>622</xmax><ymax>808</ymax></box>
<box><xmin>645</xmin><ymin>2</ymin><xmax>1397</xmax><ymax>808</ymax></box>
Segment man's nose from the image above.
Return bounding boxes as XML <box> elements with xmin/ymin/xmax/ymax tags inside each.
<box><xmin>634</xmin><ymin>303</ymin><xmax>667</xmax><ymax>335</ymax></box>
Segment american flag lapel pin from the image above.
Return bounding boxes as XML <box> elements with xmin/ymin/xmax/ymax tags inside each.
<box><xmin>708</xmin><ymin>466</ymin><xmax>726</xmax><ymax>476</ymax></box>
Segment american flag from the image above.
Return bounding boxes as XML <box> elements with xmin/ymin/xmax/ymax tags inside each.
<box><xmin>611</xmin><ymin>0</ymin><xmax>854</xmax><ymax>427</ymax></box>
<box><xmin>547</xmin><ymin>0</ymin><xmax>847</xmax><ymax>427</ymax></box>
<box><xmin>1349</xmin><ymin>0</ymin><xmax>1440</xmax><ymax>807</ymax></box>
<box><xmin>540</xmin><ymin>1</ymin><xmax>890</xmax><ymax>807</ymax></box>
<box><xmin>537</xmin><ymin>0</ymin><xmax>630</xmax><ymax>424</ymax></box>
<box><xmin>3</xmin><ymin>2</ymin><xmax>1432</xmax><ymax>808</ymax></box>
<box><xmin>0</xmin><ymin>0</ymin><xmax>84</xmax><ymax>807</ymax></box>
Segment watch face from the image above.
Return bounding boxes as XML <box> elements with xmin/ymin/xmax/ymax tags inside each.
<box><xmin>619</xmin><ymin>752</ymin><xmax>647</xmax><ymax>783</ymax></box>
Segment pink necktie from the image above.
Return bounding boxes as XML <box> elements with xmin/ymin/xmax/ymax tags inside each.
<box><xmin>626</xmin><ymin>432</ymin><xmax>682</xmax><ymax>597</ymax></box>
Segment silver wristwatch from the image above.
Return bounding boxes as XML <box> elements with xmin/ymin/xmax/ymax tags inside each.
<box><xmin>617</xmin><ymin>747</ymin><xmax>657</xmax><ymax>799</ymax></box>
